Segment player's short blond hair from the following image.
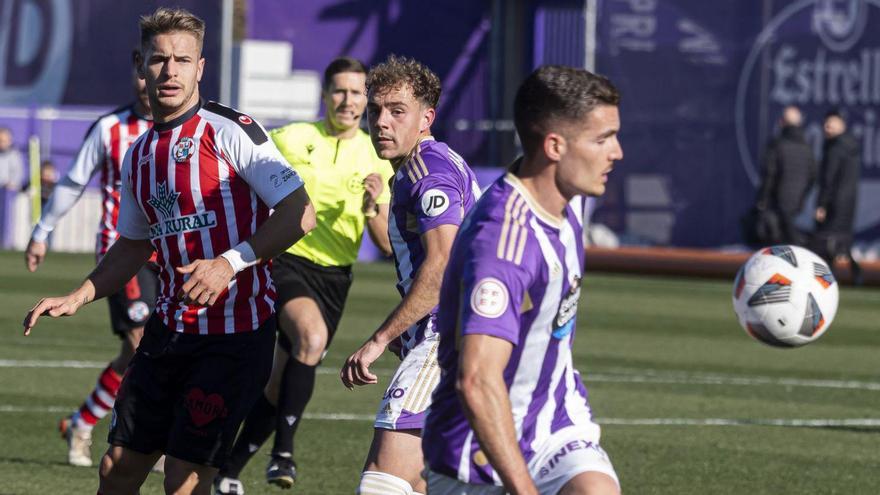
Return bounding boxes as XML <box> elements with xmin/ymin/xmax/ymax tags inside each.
<box><xmin>139</xmin><ymin>7</ymin><xmax>206</xmax><ymax>53</ymax></box>
<box><xmin>367</xmin><ymin>55</ymin><xmax>441</xmax><ymax>109</ymax></box>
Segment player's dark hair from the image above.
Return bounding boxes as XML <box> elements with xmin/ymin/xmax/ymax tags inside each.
<box><xmin>139</xmin><ymin>7</ymin><xmax>206</xmax><ymax>53</ymax></box>
<box><xmin>366</xmin><ymin>55</ymin><xmax>441</xmax><ymax>108</ymax></box>
<box><xmin>514</xmin><ymin>65</ymin><xmax>620</xmax><ymax>157</ymax></box>
<box><xmin>323</xmin><ymin>56</ymin><xmax>367</xmax><ymax>88</ymax></box>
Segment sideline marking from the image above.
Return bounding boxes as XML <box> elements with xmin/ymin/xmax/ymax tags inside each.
<box><xmin>1</xmin><ymin>405</ymin><xmax>877</xmax><ymax>428</ymax></box>
<box><xmin>3</xmin><ymin>360</ymin><xmax>878</xmax><ymax>391</ymax></box>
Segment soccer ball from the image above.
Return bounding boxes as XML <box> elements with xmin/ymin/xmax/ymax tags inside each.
<box><xmin>732</xmin><ymin>245</ymin><xmax>839</xmax><ymax>347</ymax></box>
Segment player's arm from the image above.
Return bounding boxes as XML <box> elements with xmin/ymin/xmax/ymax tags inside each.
<box><xmin>341</xmin><ymin>223</ymin><xmax>457</xmax><ymax>388</ymax></box>
<box><xmin>26</xmin><ymin>122</ymin><xmax>103</xmax><ymax>271</ymax></box>
<box><xmin>23</xmin><ymin>236</ymin><xmax>155</xmax><ymax>335</ymax></box>
<box><xmin>176</xmin><ymin>187</ymin><xmax>315</xmax><ymax>306</ymax></box>
<box><xmin>362</xmin><ymin>172</ymin><xmax>392</xmax><ymax>256</ymax></box>
<box><xmin>458</xmin><ymin>334</ymin><xmax>539</xmax><ymax>495</ymax></box>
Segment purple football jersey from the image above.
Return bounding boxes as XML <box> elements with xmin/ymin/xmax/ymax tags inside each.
<box><xmin>389</xmin><ymin>137</ymin><xmax>481</xmax><ymax>355</ymax></box>
<box><xmin>423</xmin><ymin>173</ymin><xmax>595</xmax><ymax>485</ymax></box>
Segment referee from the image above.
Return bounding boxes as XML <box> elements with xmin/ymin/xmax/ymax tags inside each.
<box><xmin>214</xmin><ymin>57</ymin><xmax>393</xmax><ymax>494</ymax></box>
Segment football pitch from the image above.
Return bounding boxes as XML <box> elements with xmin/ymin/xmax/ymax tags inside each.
<box><xmin>0</xmin><ymin>250</ymin><xmax>878</xmax><ymax>494</ymax></box>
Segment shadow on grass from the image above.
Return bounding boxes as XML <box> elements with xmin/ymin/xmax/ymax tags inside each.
<box><xmin>0</xmin><ymin>454</ymin><xmax>81</xmax><ymax>468</ymax></box>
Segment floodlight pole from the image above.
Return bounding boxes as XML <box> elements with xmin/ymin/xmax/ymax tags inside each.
<box><xmin>220</xmin><ymin>0</ymin><xmax>234</xmax><ymax>105</ymax></box>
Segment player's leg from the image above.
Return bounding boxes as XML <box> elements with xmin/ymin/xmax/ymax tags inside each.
<box><xmin>98</xmin><ymin>445</ymin><xmax>163</xmax><ymax>494</ymax></box>
<box><xmin>558</xmin><ymin>472</ymin><xmax>621</xmax><ymax>495</ymax></box>
<box><xmin>214</xmin><ymin>343</ymin><xmax>286</xmax><ymax>494</ymax></box>
<box><xmin>359</xmin><ymin>336</ymin><xmax>441</xmax><ymax>494</ymax></box>
<box><xmin>167</xmin><ymin>318</ymin><xmax>275</xmax><ymax>495</ymax></box>
<box><xmin>265</xmin><ymin>297</ymin><xmax>326</xmax><ymax>487</ymax></box>
<box><xmin>164</xmin><ymin>456</ymin><xmax>219</xmax><ymax>495</ymax></box>
<box><xmin>359</xmin><ymin>428</ymin><xmax>425</xmax><ymax>494</ymax></box>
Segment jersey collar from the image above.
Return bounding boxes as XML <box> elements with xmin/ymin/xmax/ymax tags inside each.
<box><xmin>153</xmin><ymin>99</ymin><xmax>202</xmax><ymax>132</ymax></box>
<box><xmin>504</xmin><ymin>173</ymin><xmax>564</xmax><ymax>228</ymax></box>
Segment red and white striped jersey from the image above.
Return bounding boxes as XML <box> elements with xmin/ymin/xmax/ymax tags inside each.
<box><xmin>116</xmin><ymin>101</ymin><xmax>305</xmax><ymax>335</ymax></box>
<box><xmin>61</xmin><ymin>104</ymin><xmax>152</xmax><ymax>258</ymax></box>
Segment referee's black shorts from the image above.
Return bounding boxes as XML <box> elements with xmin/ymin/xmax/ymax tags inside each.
<box><xmin>271</xmin><ymin>253</ymin><xmax>353</xmax><ymax>353</ymax></box>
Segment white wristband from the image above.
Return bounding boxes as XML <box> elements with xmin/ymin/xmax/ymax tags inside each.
<box><xmin>219</xmin><ymin>241</ymin><xmax>258</xmax><ymax>274</ymax></box>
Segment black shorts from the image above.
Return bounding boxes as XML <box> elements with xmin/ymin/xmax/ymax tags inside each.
<box><xmin>272</xmin><ymin>253</ymin><xmax>352</xmax><ymax>353</ymax></box>
<box><xmin>107</xmin><ymin>265</ymin><xmax>159</xmax><ymax>337</ymax></box>
<box><xmin>108</xmin><ymin>314</ymin><xmax>275</xmax><ymax>467</ymax></box>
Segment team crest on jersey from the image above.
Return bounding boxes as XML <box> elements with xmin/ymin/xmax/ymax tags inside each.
<box><xmin>470</xmin><ymin>277</ymin><xmax>509</xmax><ymax>318</ymax></box>
<box><xmin>347</xmin><ymin>174</ymin><xmax>365</xmax><ymax>194</ymax></box>
<box><xmin>172</xmin><ymin>137</ymin><xmax>196</xmax><ymax>163</ymax></box>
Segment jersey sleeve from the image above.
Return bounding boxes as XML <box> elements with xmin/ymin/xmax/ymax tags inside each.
<box><xmin>115</xmin><ymin>146</ymin><xmax>151</xmax><ymax>240</ymax></box>
<box><xmin>222</xmin><ymin>122</ymin><xmax>305</xmax><ymax>208</ymax></box>
<box><xmin>31</xmin><ymin>121</ymin><xmax>105</xmax><ymax>240</ymax></box>
<box><xmin>408</xmin><ymin>154</ymin><xmax>466</xmax><ymax>234</ymax></box>
<box><xmin>456</xmin><ymin>232</ymin><xmax>534</xmax><ymax>345</ymax></box>
<box><xmin>67</xmin><ymin>120</ymin><xmax>105</xmax><ymax>186</ymax></box>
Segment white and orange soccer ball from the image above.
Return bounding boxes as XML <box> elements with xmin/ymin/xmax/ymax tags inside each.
<box><xmin>732</xmin><ymin>245</ymin><xmax>839</xmax><ymax>347</ymax></box>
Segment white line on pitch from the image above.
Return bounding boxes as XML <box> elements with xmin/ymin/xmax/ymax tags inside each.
<box><xmin>3</xmin><ymin>359</ymin><xmax>879</xmax><ymax>392</ymax></box>
<box><xmin>1</xmin><ymin>405</ymin><xmax>877</xmax><ymax>428</ymax></box>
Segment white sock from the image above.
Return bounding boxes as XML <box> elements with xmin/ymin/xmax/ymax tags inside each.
<box><xmin>357</xmin><ymin>471</ymin><xmax>413</xmax><ymax>495</ymax></box>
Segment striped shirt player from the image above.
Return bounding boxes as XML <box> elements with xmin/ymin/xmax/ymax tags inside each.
<box><xmin>28</xmin><ymin>103</ymin><xmax>156</xmax><ymax>466</ymax></box>
<box><xmin>374</xmin><ymin>136</ymin><xmax>481</xmax><ymax>430</ymax></box>
<box><xmin>423</xmin><ymin>173</ymin><xmax>619</xmax><ymax>494</ymax></box>
<box><xmin>32</xmin><ymin>104</ymin><xmax>152</xmax><ymax>258</ymax></box>
<box><xmin>116</xmin><ymin>101</ymin><xmax>304</xmax><ymax>334</ymax></box>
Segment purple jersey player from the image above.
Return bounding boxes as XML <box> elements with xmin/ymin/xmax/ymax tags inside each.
<box><xmin>340</xmin><ymin>55</ymin><xmax>480</xmax><ymax>495</ymax></box>
<box><xmin>423</xmin><ymin>66</ymin><xmax>624</xmax><ymax>495</ymax></box>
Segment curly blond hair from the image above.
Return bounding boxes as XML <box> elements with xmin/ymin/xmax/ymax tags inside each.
<box><xmin>367</xmin><ymin>55</ymin><xmax>441</xmax><ymax>108</ymax></box>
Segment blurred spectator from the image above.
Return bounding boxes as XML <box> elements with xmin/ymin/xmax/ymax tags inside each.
<box><xmin>754</xmin><ymin>105</ymin><xmax>816</xmax><ymax>246</ymax></box>
<box><xmin>0</xmin><ymin>126</ymin><xmax>25</xmax><ymax>191</ymax></box>
<box><xmin>40</xmin><ymin>160</ymin><xmax>58</xmax><ymax>205</ymax></box>
<box><xmin>815</xmin><ymin>110</ymin><xmax>862</xmax><ymax>284</ymax></box>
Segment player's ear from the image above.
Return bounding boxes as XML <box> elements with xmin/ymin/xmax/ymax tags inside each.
<box><xmin>196</xmin><ymin>57</ymin><xmax>205</xmax><ymax>82</ymax></box>
<box><xmin>544</xmin><ymin>132</ymin><xmax>565</xmax><ymax>161</ymax></box>
<box><xmin>420</xmin><ymin>106</ymin><xmax>436</xmax><ymax>133</ymax></box>
<box><xmin>134</xmin><ymin>51</ymin><xmax>146</xmax><ymax>79</ymax></box>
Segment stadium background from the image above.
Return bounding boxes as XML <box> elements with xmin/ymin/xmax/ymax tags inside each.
<box><xmin>0</xmin><ymin>2</ymin><xmax>878</xmax><ymax>494</ymax></box>
<box><xmin>2</xmin><ymin>0</ymin><xmax>879</xmax><ymax>255</ymax></box>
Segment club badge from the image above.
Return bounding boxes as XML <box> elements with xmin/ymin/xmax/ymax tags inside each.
<box><xmin>172</xmin><ymin>137</ymin><xmax>195</xmax><ymax>163</ymax></box>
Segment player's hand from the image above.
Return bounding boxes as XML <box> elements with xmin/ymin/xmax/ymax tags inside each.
<box><xmin>362</xmin><ymin>173</ymin><xmax>383</xmax><ymax>215</ymax></box>
<box><xmin>23</xmin><ymin>295</ymin><xmax>85</xmax><ymax>336</ymax></box>
<box><xmin>176</xmin><ymin>258</ymin><xmax>234</xmax><ymax>306</ymax></box>
<box><xmin>25</xmin><ymin>239</ymin><xmax>47</xmax><ymax>272</ymax></box>
<box><xmin>340</xmin><ymin>338</ymin><xmax>386</xmax><ymax>389</ymax></box>
<box><xmin>815</xmin><ymin>207</ymin><xmax>827</xmax><ymax>223</ymax></box>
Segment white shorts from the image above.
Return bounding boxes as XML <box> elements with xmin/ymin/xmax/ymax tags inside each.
<box><xmin>426</xmin><ymin>427</ymin><xmax>619</xmax><ymax>494</ymax></box>
<box><xmin>374</xmin><ymin>335</ymin><xmax>440</xmax><ymax>430</ymax></box>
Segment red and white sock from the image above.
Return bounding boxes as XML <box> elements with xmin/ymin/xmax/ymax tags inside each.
<box><xmin>72</xmin><ymin>364</ymin><xmax>122</xmax><ymax>430</ymax></box>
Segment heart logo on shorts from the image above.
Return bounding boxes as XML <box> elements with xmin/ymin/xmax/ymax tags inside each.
<box><xmin>184</xmin><ymin>388</ymin><xmax>227</xmax><ymax>427</ymax></box>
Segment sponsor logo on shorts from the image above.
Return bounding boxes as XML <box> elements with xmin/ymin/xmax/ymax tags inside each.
<box><xmin>470</xmin><ymin>277</ymin><xmax>509</xmax><ymax>318</ymax></box>
<box><xmin>126</xmin><ymin>301</ymin><xmax>150</xmax><ymax>323</ymax></box>
<box><xmin>382</xmin><ymin>387</ymin><xmax>407</xmax><ymax>400</ymax></box>
<box><xmin>184</xmin><ymin>388</ymin><xmax>228</xmax><ymax>428</ymax></box>
<box><xmin>538</xmin><ymin>440</ymin><xmax>599</xmax><ymax>478</ymax></box>
<box><xmin>420</xmin><ymin>189</ymin><xmax>450</xmax><ymax>217</ymax></box>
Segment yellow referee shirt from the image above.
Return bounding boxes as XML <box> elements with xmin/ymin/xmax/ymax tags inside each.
<box><xmin>271</xmin><ymin>121</ymin><xmax>392</xmax><ymax>267</ymax></box>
